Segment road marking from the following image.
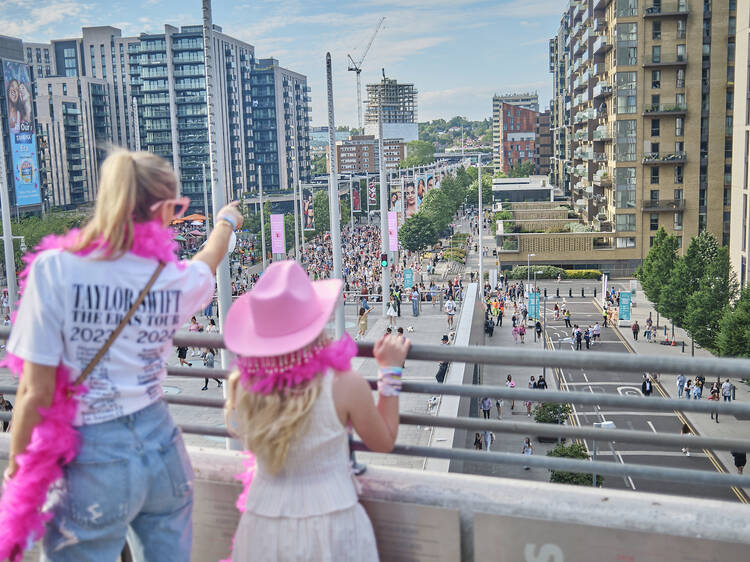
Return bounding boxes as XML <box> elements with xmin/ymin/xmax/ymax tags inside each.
<box><xmin>574</xmin><ymin>411</ymin><xmax>678</xmax><ymax>417</ymax></box>
<box><xmin>647</xmin><ymin>421</ymin><xmax>657</xmax><ymax>433</ymax></box>
<box><xmin>594</xmin><ymin>450</ymin><xmax>707</xmax><ymax>458</ymax></box>
<box><xmin>616</xmin><ymin>450</ymin><xmax>637</xmax><ymax>489</ymax></box>
<box><xmin>582</xmin><ymin>373</ymin><xmax>589</xmax><ymax>382</ymax></box>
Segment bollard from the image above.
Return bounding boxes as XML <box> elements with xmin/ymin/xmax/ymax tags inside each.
<box><xmin>581</xmin><ymin>288</ymin><xmax>585</xmax><ymax>297</ymax></box>
<box><xmin>569</xmin><ymin>288</ymin><xmax>573</xmax><ymax>298</ymax></box>
<box><xmin>664</xmin><ymin>326</ymin><xmax>667</xmax><ymax>336</ymax></box>
<box><xmin>594</xmin><ymin>288</ymin><xmax>597</xmax><ymax>298</ymax></box>
<box><xmin>682</xmin><ymin>341</ymin><xmax>685</xmax><ymax>353</ymax></box>
<box><xmin>556</xmin><ymin>288</ymin><xmax>560</xmax><ymax>298</ymax></box>
<box><xmin>544</xmin><ymin>288</ymin><xmax>547</xmax><ymax>297</ymax></box>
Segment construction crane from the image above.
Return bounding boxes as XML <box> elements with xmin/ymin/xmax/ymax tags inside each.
<box><xmin>347</xmin><ymin>16</ymin><xmax>385</xmax><ymax>132</ymax></box>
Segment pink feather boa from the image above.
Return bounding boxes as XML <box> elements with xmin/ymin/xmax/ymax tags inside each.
<box><xmin>221</xmin><ymin>335</ymin><xmax>357</xmax><ymax>561</ymax></box>
<box><xmin>0</xmin><ymin>220</ymin><xmax>179</xmax><ymax>561</ymax></box>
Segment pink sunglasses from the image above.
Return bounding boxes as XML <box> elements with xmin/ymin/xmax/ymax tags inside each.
<box><xmin>150</xmin><ymin>196</ymin><xmax>191</xmax><ymax>218</ymax></box>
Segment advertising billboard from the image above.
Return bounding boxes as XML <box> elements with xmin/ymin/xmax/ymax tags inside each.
<box><xmin>302</xmin><ymin>189</ymin><xmax>315</xmax><ymax>231</ymax></box>
<box><xmin>367</xmin><ymin>180</ymin><xmax>377</xmax><ymax>206</ymax></box>
<box><xmin>387</xmin><ymin>211</ymin><xmax>399</xmax><ymax>251</ymax></box>
<box><xmin>352</xmin><ymin>185</ymin><xmax>361</xmax><ymax>212</ymax></box>
<box><xmin>270</xmin><ymin>214</ymin><xmax>285</xmax><ymax>254</ymax></box>
<box><xmin>415</xmin><ymin>175</ymin><xmax>426</xmax><ymax>205</ymax></box>
<box><xmin>404</xmin><ymin>179</ymin><xmax>419</xmax><ymax>218</ymax></box>
<box><xmin>388</xmin><ymin>182</ymin><xmax>402</xmax><ymax>214</ymax></box>
<box><xmin>3</xmin><ymin>60</ymin><xmax>41</xmax><ymax>207</ymax></box>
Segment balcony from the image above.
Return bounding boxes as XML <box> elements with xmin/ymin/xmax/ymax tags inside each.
<box><xmin>642</xmin><ymin>151</ymin><xmax>687</xmax><ymax>164</ymax></box>
<box><xmin>592</xmin><ymin>81</ymin><xmax>612</xmax><ymax>98</ymax></box>
<box><xmin>641</xmin><ymin>199</ymin><xmax>686</xmax><ymax>212</ymax></box>
<box><xmin>643</xmin><ymin>103</ymin><xmax>687</xmax><ymax>116</ymax></box>
<box><xmin>593</xmin><ymin>62</ymin><xmax>606</xmax><ymax>76</ymax></box>
<box><xmin>643</xmin><ymin>3</ymin><xmax>689</xmax><ymax>17</ymax></box>
<box><xmin>592</xmin><ymin>35</ymin><xmax>611</xmax><ymax>55</ymax></box>
<box><xmin>643</xmin><ymin>55</ymin><xmax>687</xmax><ymax>68</ymax></box>
<box><xmin>593</xmin><ymin>125</ymin><xmax>612</xmax><ymax>141</ymax></box>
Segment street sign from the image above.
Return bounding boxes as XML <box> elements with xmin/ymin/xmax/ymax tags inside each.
<box><xmin>404</xmin><ymin>268</ymin><xmax>414</xmax><ymax>288</ymax></box>
<box><xmin>619</xmin><ymin>291</ymin><xmax>631</xmax><ymax>321</ymax></box>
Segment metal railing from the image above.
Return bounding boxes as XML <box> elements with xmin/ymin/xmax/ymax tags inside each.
<box><xmin>2</xmin><ymin>328</ymin><xmax>750</xmax><ymax>491</ymax></box>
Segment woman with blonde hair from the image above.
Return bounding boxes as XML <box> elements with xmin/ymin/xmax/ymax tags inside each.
<box><xmin>1</xmin><ymin>149</ymin><xmax>242</xmax><ymax>560</ymax></box>
<box><xmin>223</xmin><ymin>260</ymin><xmax>410</xmax><ymax>560</ymax></box>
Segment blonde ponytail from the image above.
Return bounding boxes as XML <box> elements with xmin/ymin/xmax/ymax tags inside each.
<box><xmin>71</xmin><ymin>149</ymin><xmax>177</xmax><ymax>258</ymax></box>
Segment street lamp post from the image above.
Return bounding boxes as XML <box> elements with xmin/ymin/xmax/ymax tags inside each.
<box><xmin>527</xmin><ymin>253</ymin><xmax>536</xmax><ymax>297</ymax></box>
<box><xmin>477</xmin><ymin>154</ymin><xmax>483</xmax><ymax>298</ymax></box>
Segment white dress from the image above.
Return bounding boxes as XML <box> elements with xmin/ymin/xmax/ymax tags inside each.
<box><xmin>232</xmin><ymin>372</ymin><xmax>379</xmax><ymax>561</ymax></box>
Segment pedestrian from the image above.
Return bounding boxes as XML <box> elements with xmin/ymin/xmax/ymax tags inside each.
<box><xmin>393</xmin><ymin>287</ymin><xmax>401</xmax><ymax>317</ymax></box>
<box><xmin>474</xmin><ymin>432</ymin><xmax>483</xmax><ymax>450</ymax></box>
<box><xmin>583</xmin><ymin>326</ymin><xmax>591</xmax><ymax>349</ymax></box>
<box><xmin>435</xmin><ymin>335</ymin><xmax>450</xmax><ymax>384</ymax></box>
<box><xmin>481</xmin><ymin>396</ymin><xmax>492</xmax><ymax>419</ymax></box>
<box><xmin>691</xmin><ymin>381</ymin><xmax>701</xmax><ymax>400</ymax></box>
<box><xmin>526</xmin><ymin>376</ymin><xmax>536</xmax><ymax>416</ymax></box>
<box><xmin>223</xmin><ymin>260</ymin><xmax>410</xmax><ymax>561</ymax></box>
<box><xmin>507</xmin><ymin>374</ymin><xmax>516</xmax><ymax>411</ymax></box>
<box><xmin>483</xmin><ymin>429</ymin><xmax>495</xmax><ymax>452</ymax></box>
<box><xmin>564</xmin><ymin>309</ymin><xmax>572</xmax><ymax>328</ymax></box>
<box><xmin>387</xmin><ymin>296</ymin><xmax>398</xmax><ymax>328</ymax></box>
<box><xmin>641</xmin><ymin>374</ymin><xmax>653</xmax><ymax>396</ymax></box>
<box><xmin>201</xmin><ymin>348</ymin><xmax>223</xmax><ymax>390</ymax></box>
<box><xmin>177</xmin><ymin>344</ymin><xmax>192</xmax><ymax>367</ymax></box>
<box><xmin>684</xmin><ymin>378</ymin><xmax>693</xmax><ymax>399</ymax></box>
<box><xmin>709</xmin><ymin>382</ymin><xmax>720</xmax><ymax>422</ymax></box>
<box><xmin>676</xmin><ymin>373</ymin><xmax>686</xmax><ymax>398</ymax></box>
<box><xmin>602</xmin><ymin>306</ymin><xmax>608</xmax><ymax>327</ymax></box>
<box><xmin>188</xmin><ymin>315</ymin><xmax>203</xmax><ymax>356</ymax></box>
<box><xmin>722</xmin><ymin>379</ymin><xmax>733</xmax><ymax>402</ymax></box>
<box><xmin>574</xmin><ymin>326</ymin><xmax>582</xmax><ymax>351</ymax></box>
<box><xmin>444</xmin><ymin>295</ymin><xmax>456</xmax><ymax>329</ymax></box>
<box><xmin>535</xmin><ymin>320</ymin><xmax>543</xmax><ymax>342</ymax></box>
<box><xmin>644</xmin><ymin>318</ymin><xmax>653</xmax><ymax>342</ymax></box>
<box><xmin>554</xmin><ymin>303</ymin><xmax>560</xmax><ymax>321</ymax></box>
<box><xmin>496</xmin><ymin>305</ymin><xmax>504</xmax><ymax>327</ymax></box>
<box><xmin>536</xmin><ymin>375</ymin><xmax>548</xmax><ymax>390</ymax></box>
<box><xmin>2</xmin><ymin>148</ymin><xmax>242</xmax><ymax>558</ymax></box>
<box><xmin>356</xmin><ymin>306</ymin><xmax>371</xmax><ymax>341</ymax></box>
<box><xmin>411</xmin><ymin>286</ymin><xmax>420</xmax><ymax>317</ymax></box>
<box><xmin>519</xmin><ymin>324</ymin><xmax>526</xmax><ymax>344</ymax></box>
<box><xmin>593</xmin><ymin>321</ymin><xmax>601</xmax><ymax>343</ymax></box>
<box><xmin>631</xmin><ymin>321</ymin><xmax>640</xmax><ymax>341</ymax></box>
<box><xmin>0</xmin><ymin>393</ymin><xmax>12</xmax><ymax>432</ymax></box>
<box><xmin>495</xmin><ymin>397</ymin><xmax>503</xmax><ymax>419</ymax></box>
<box><xmin>731</xmin><ymin>451</ymin><xmax>747</xmax><ymax>474</ymax></box>
<box><xmin>522</xmin><ymin>437</ymin><xmax>534</xmax><ymax>470</ymax></box>
<box><xmin>512</xmin><ymin>324</ymin><xmax>519</xmax><ymax>344</ymax></box>
<box><xmin>681</xmin><ymin>423</ymin><xmax>691</xmax><ymax>456</ymax></box>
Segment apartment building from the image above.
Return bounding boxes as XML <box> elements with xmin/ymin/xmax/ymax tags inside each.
<box><xmin>328</xmin><ymin>134</ymin><xmax>405</xmax><ymax>175</ymax></box>
<box><xmin>545</xmin><ymin>0</ymin><xmax>736</xmax><ymax>273</ymax></box>
<box><xmin>535</xmin><ymin>109</ymin><xmax>552</xmax><ymax>175</ymax></box>
<box><xmin>364</xmin><ymin>77</ymin><xmax>418</xmax><ymax>142</ymax></box>
<box><xmin>251</xmin><ymin>58</ymin><xmax>311</xmax><ymax>192</ymax></box>
<box><xmin>493</xmin><ymin>101</ymin><xmax>537</xmax><ymax>174</ymax></box>
<box><xmin>729</xmin><ymin>0</ymin><xmax>748</xmax><ymax>286</ymax></box>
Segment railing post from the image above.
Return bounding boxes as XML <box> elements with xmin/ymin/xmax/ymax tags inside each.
<box><xmin>556</xmin><ymin>288</ymin><xmax>560</xmax><ymax>298</ymax></box>
<box><xmin>569</xmin><ymin>288</ymin><xmax>573</xmax><ymax>298</ymax></box>
<box><xmin>582</xmin><ymin>287</ymin><xmax>585</xmax><ymax>298</ymax></box>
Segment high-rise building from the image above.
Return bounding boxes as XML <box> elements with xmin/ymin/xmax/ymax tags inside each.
<box><xmin>364</xmin><ymin>77</ymin><xmax>418</xmax><ymax>142</ymax></box>
<box><xmin>328</xmin><ymin>134</ymin><xmax>405</xmax><ymax>175</ymax></box>
<box><xmin>493</xmin><ymin>92</ymin><xmax>539</xmax><ymax>112</ymax></box>
<box><xmin>535</xmin><ymin>109</ymin><xmax>552</xmax><ymax>176</ymax></box>
<box><xmin>549</xmin><ymin>0</ymin><xmax>735</xmax><ymax>263</ymax></box>
<box><xmin>251</xmin><ymin>58</ymin><xmax>311</xmax><ymax>192</ymax></box>
<box><xmin>729</xmin><ymin>0</ymin><xmax>747</xmax><ymax>286</ymax></box>
<box><xmin>492</xmin><ymin>101</ymin><xmax>537</xmax><ymax>174</ymax></box>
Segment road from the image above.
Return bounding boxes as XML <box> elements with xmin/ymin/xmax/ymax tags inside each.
<box><xmin>541</xmin><ymin>295</ymin><xmax>744</xmax><ymax>502</ymax></box>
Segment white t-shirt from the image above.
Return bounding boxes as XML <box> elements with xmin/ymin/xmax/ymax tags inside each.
<box><xmin>8</xmin><ymin>249</ymin><xmax>214</xmax><ymax>426</ymax></box>
<box><xmin>444</xmin><ymin>300</ymin><xmax>456</xmax><ymax>315</ymax></box>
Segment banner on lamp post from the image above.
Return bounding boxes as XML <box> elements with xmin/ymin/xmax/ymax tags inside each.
<box><xmin>270</xmin><ymin>214</ymin><xmax>285</xmax><ymax>255</ymax></box>
<box><xmin>618</xmin><ymin>291</ymin><xmax>631</xmax><ymax>322</ymax></box>
<box><xmin>387</xmin><ymin>211</ymin><xmax>398</xmax><ymax>251</ymax></box>
<box><xmin>367</xmin><ymin>180</ymin><xmax>377</xmax><ymax>205</ymax></box>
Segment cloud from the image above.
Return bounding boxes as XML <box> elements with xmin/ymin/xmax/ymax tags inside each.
<box><xmin>0</xmin><ymin>0</ymin><xmax>90</xmax><ymax>39</ymax></box>
<box><xmin>519</xmin><ymin>37</ymin><xmax>551</xmax><ymax>46</ymax></box>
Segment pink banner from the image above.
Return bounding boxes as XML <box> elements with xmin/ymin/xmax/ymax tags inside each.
<box><xmin>270</xmin><ymin>214</ymin><xmax>285</xmax><ymax>254</ymax></box>
<box><xmin>388</xmin><ymin>211</ymin><xmax>398</xmax><ymax>251</ymax></box>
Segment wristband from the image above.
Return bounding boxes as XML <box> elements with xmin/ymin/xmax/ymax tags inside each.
<box><xmin>378</xmin><ymin>367</ymin><xmax>403</xmax><ymax>397</ymax></box>
<box><xmin>217</xmin><ymin>214</ymin><xmax>237</xmax><ymax>230</ymax></box>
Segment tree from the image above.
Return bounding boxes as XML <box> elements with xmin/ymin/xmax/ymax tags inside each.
<box><xmin>636</xmin><ymin>227</ymin><xmax>679</xmax><ymax>307</ymax></box>
<box><xmin>547</xmin><ymin>442</ymin><xmax>602</xmax><ymax>487</ymax></box>
<box><xmin>465</xmin><ymin>174</ymin><xmax>492</xmax><ymax>206</ymax></box>
<box><xmin>312</xmin><ymin>154</ymin><xmax>327</xmax><ymax>175</ymax></box>
<box><xmin>508</xmin><ymin>160</ymin><xmax>535</xmax><ymax>178</ymax></box>
<box><xmin>717</xmin><ymin>287</ymin><xmax>750</xmax><ymax>357</ymax></box>
<box><xmin>684</xmin><ymin>246</ymin><xmax>738</xmax><ymax>352</ymax></box>
<box><xmin>400</xmin><ymin>140</ymin><xmax>435</xmax><ymax>168</ymax></box>
<box><xmin>311</xmin><ymin>190</ymin><xmax>350</xmax><ymax>234</ymax></box>
<box><xmin>0</xmin><ymin>211</ymin><xmax>87</xmax><ymax>268</ymax></box>
<box><xmin>399</xmin><ymin>214</ymin><xmax>438</xmax><ymax>253</ymax></box>
<box><xmin>419</xmin><ymin>188</ymin><xmax>454</xmax><ymax>232</ymax></box>
<box><xmin>659</xmin><ymin>231</ymin><xmax>719</xmax><ymax>325</ymax></box>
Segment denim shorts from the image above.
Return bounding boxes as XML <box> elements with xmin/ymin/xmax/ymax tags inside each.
<box><xmin>42</xmin><ymin>400</ymin><xmax>194</xmax><ymax>562</ymax></box>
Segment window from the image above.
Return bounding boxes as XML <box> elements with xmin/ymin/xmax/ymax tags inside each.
<box><xmin>676</xmin><ymin>68</ymin><xmax>685</xmax><ymax>88</ymax></box>
<box><xmin>616</xmin><ymin>72</ymin><xmax>637</xmax><ymax>113</ymax></box>
<box><xmin>616</xmin><ymin>168</ymin><xmax>636</xmax><ymax>208</ymax></box>
<box><xmin>728</xmin><ymin>41</ymin><xmax>736</xmax><ymax>63</ymax></box>
<box><xmin>677</xmin><ymin>20</ymin><xmax>686</xmax><ymax>39</ymax></box>
<box><xmin>676</xmin><ymin>44</ymin><xmax>686</xmax><ymax>62</ymax></box>
<box><xmin>727</xmin><ymin>91</ymin><xmax>734</xmax><ymax>110</ymax></box>
<box><xmin>675</xmin><ymin>165</ymin><xmax>684</xmax><ymax>184</ymax></box>
<box><xmin>615</xmin><ymin>119</ymin><xmax>637</xmax><ymax>161</ymax></box>
<box><xmin>651</xmin><ymin>118</ymin><xmax>660</xmax><ymax>136</ymax></box>
<box><xmin>47</xmin><ymin>83</ymin><xmax>52</xmax><ymax>95</ymax></box>
<box><xmin>652</xmin><ymin>45</ymin><xmax>661</xmax><ymax>63</ymax></box>
<box><xmin>676</xmin><ymin>236</ymin><xmax>682</xmax><ymax>248</ymax></box>
<box><xmin>650</xmin><ymin>214</ymin><xmax>659</xmax><ymax>231</ymax></box>
<box><xmin>725</xmin><ymin>187</ymin><xmax>731</xmax><ymax>206</ymax></box>
<box><xmin>616</xmin><ymin>23</ymin><xmax>638</xmax><ymax>66</ymax></box>
<box><xmin>650</xmin><ymin>236</ymin><xmax>656</xmax><ymax>247</ymax></box>
<box><xmin>650</xmin><ymin>167</ymin><xmax>660</xmax><ymax>184</ymax></box>
<box><xmin>674</xmin><ymin>188</ymin><xmax>683</xmax><ymax>201</ymax></box>
<box><xmin>62</xmin><ymin>83</ymin><xmax>67</xmax><ymax>95</ymax></box>
<box><xmin>726</xmin><ymin>138</ymin><xmax>733</xmax><ymax>159</ymax></box>
<box><xmin>616</xmin><ymin>237</ymin><xmax>637</xmax><ymax>248</ymax></box>
<box><xmin>743</xmin><ymin>194</ymin><xmax>747</xmax><ymax>252</ymax></box>
<box><xmin>652</xmin><ymin>21</ymin><xmax>661</xmax><ymax>40</ymax></box>
<box><xmin>616</xmin><ymin>214</ymin><xmax>636</xmax><ymax>231</ymax></box>
<box><xmin>616</xmin><ymin>0</ymin><xmax>637</xmax><ymax>17</ymax></box>
<box><xmin>729</xmin><ymin>16</ymin><xmax>736</xmax><ymax>36</ymax></box>
<box><xmin>675</xmin><ymin>117</ymin><xmax>684</xmax><ymax>136</ymax></box>
<box><xmin>674</xmin><ymin>212</ymin><xmax>683</xmax><ymax>231</ymax></box>
<box><xmin>728</xmin><ymin>65</ymin><xmax>735</xmax><ymax>84</ymax></box>
<box><xmin>651</xmin><ymin>70</ymin><xmax>661</xmax><ymax>88</ymax></box>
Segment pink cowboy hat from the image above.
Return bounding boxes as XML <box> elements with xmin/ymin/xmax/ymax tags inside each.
<box><xmin>224</xmin><ymin>260</ymin><xmax>342</xmax><ymax>357</ymax></box>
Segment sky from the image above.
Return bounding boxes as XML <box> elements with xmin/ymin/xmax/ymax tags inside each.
<box><xmin>1</xmin><ymin>0</ymin><xmax>565</xmax><ymax>127</ymax></box>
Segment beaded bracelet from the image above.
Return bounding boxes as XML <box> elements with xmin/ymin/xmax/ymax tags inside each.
<box><xmin>378</xmin><ymin>367</ymin><xmax>403</xmax><ymax>397</ymax></box>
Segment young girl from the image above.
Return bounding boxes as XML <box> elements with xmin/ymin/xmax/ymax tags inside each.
<box><xmin>357</xmin><ymin>306</ymin><xmax>371</xmax><ymax>340</ymax></box>
<box><xmin>223</xmin><ymin>260</ymin><xmax>410</xmax><ymax>561</ymax></box>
